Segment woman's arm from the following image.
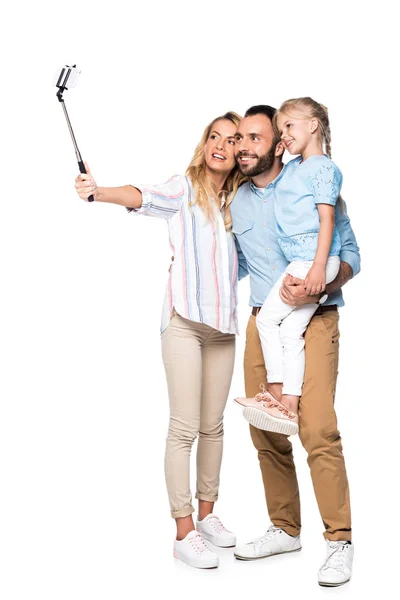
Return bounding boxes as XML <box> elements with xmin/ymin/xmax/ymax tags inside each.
<box><xmin>75</xmin><ymin>163</ymin><xmax>142</xmax><ymax>209</ymax></box>
<box><xmin>75</xmin><ymin>164</ymin><xmax>185</xmax><ymax>219</ymax></box>
<box><xmin>96</xmin><ymin>186</ymin><xmax>142</xmax><ymax>208</ymax></box>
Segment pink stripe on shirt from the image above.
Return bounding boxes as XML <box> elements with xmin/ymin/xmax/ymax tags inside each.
<box><xmin>141</xmin><ymin>187</ymin><xmax>183</xmax><ymax>199</ymax></box>
<box><xmin>210</xmin><ymin>221</ymin><xmax>220</xmax><ymax>331</ymax></box>
<box><xmin>231</xmin><ymin>246</ymin><xmax>238</xmax><ymax>330</ymax></box>
<box><xmin>180</xmin><ymin>211</ymin><xmax>189</xmax><ymax>317</ymax></box>
<box><xmin>168</xmin><ymin>238</ymin><xmax>175</xmax><ymax>314</ymax></box>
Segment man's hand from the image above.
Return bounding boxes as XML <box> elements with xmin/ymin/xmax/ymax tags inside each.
<box><xmin>279</xmin><ymin>274</ymin><xmax>320</xmax><ymax>306</ymax></box>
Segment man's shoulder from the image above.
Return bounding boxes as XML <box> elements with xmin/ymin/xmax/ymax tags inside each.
<box><xmin>235</xmin><ymin>180</ymin><xmax>252</xmax><ymax>196</ymax></box>
<box><xmin>231</xmin><ymin>181</ymin><xmax>252</xmax><ymax>206</ymax></box>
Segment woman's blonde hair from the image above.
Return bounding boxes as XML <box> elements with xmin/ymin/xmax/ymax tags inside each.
<box><xmin>273</xmin><ymin>97</ymin><xmax>344</xmax><ymax>211</ymax></box>
<box><xmin>186</xmin><ymin>112</ymin><xmax>246</xmax><ymax>230</ymax></box>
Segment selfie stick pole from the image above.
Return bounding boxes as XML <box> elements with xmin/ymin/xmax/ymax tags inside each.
<box><xmin>56</xmin><ymin>65</ymin><xmax>94</xmax><ymax>202</ymax></box>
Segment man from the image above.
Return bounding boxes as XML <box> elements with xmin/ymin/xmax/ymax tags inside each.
<box><xmin>230</xmin><ymin>105</ymin><xmax>360</xmax><ymax>587</ymax></box>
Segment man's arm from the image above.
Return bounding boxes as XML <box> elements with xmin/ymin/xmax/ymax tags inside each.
<box><xmin>280</xmin><ymin>200</ymin><xmax>360</xmax><ymax>306</ymax></box>
<box><xmin>335</xmin><ymin>199</ymin><xmax>361</xmax><ymax>278</ymax></box>
<box><xmin>325</xmin><ymin>261</ymin><xmax>353</xmax><ymax>295</ymax></box>
<box><xmin>235</xmin><ymin>236</ymin><xmax>249</xmax><ymax>280</ymax></box>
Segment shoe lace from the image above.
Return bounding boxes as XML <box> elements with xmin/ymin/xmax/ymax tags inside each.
<box><xmin>207</xmin><ymin>515</ymin><xmax>229</xmax><ymax>534</ymax></box>
<box><xmin>321</xmin><ymin>542</ymin><xmax>350</xmax><ymax>571</ymax></box>
<box><xmin>255</xmin><ymin>385</ymin><xmax>296</xmax><ymax>420</ymax></box>
<box><xmin>189</xmin><ymin>532</ymin><xmax>210</xmax><ymax>555</ymax></box>
<box><xmin>255</xmin><ymin>383</ymin><xmax>269</xmax><ymax>401</ymax></box>
<box><xmin>253</xmin><ymin>526</ymin><xmax>282</xmax><ymax>546</ymax></box>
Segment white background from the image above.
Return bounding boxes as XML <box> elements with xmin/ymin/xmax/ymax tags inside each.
<box><xmin>1</xmin><ymin>1</ymin><xmax>398</xmax><ymax>598</ymax></box>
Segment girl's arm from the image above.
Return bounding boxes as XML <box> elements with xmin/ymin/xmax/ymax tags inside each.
<box><xmin>304</xmin><ymin>204</ymin><xmax>335</xmax><ymax>295</ymax></box>
<box><xmin>279</xmin><ymin>200</ymin><xmax>360</xmax><ymax>306</ymax></box>
<box><xmin>304</xmin><ymin>160</ymin><xmax>343</xmax><ymax>295</ymax></box>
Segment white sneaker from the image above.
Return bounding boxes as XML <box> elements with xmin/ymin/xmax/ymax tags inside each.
<box><xmin>234</xmin><ymin>526</ymin><xmax>301</xmax><ymax>560</ymax></box>
<box><xmin>173</xmin><ymin>530</ymin><xmax>219</xmax><ymax>569</ymax></box>
<box><xmin>318</xmin><ymin>540</ymin><xmax>354</xmax><ymax>587</ymax></box>
<box><xmin>196</xmin><ymin>514</ymin><xmax>236</xmax><ymax>547</ymax></box>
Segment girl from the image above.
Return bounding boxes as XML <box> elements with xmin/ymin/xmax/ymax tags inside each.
<box><xmin>236</xmin><ymin>97</ymin><xmax>342</xmax><ymax>436</ymax></box>
<box><xmin>75</xmin><ymin>112</ymin><xmax>245</xmax><ymax>568</ymax></box>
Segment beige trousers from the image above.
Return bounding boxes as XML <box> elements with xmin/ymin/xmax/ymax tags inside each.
<box><xmin>161</xmin><ymin>312</ymin><xmax>235</xmax><ymax>518</ymax></box>
<box><xmin>245</xmin><ymin>309</ymin><xmax>352</xmax><ymax>541</ymax></box>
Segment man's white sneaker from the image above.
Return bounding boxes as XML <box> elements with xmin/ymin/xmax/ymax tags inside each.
<box><xmin>196</xmin><ymin>514</ymin><xmax>236</xmax><ymax>547</ymax></box>
<box><xmin>173</xmin><ymin>530</ymin><xmax>219</xmax><ymax>569</ymax></box>
<box><xmin>234</xmin><ymin>526</ymin><xmax>301</xmax><ymax>560</ymax></box>
<box><xmin>318</xmin><ymin>540</ymin><xmax>354</xmax><ymax>587</ymax></box>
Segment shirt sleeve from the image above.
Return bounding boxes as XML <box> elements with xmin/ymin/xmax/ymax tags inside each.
<box><xmin>235</xmin><ymin>236</ymin><xmax>249</xmax><ymax>280</ymax></box>
<box><xmin>126</xmin><ymin>175</ymin><xmax>185</xmax><ymax>220</ymax></box>
<box><xmin>311</xmin><ymin>161</ymin><xmax>343</xmax><ymax>206</ymax></box>
<box><xmin>336</xmin><ymin>200</ymin><xmax>361</xmax><ymax>277</ymax></box>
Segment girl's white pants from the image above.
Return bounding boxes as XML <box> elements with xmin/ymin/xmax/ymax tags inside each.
<box><xmin>256</xmin><ymin>256</ymin><xmax>340</xmax><ymax>396</ymax></box>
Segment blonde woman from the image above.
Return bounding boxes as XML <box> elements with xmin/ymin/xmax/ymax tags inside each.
<box><xmin>75</xmin><ymin>113</ymin><xmax>245</xmax><ymax>569</ymax></box>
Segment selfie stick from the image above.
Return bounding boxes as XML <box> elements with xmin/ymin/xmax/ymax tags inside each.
<box><xmin>55</xmin><ymin>64</ymin><xmax>94</xmax><ymax>202</ymax></box>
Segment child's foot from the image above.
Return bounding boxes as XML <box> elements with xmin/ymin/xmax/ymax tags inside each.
<box><xmin>234</xmin><ymin>388</ymin><xmax>299</xmax><ymax>436</ymax></box>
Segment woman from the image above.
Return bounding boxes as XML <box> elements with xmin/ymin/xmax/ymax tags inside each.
<box><xmin>75</xmin><ymin>112</ymin><xmax>245</xmax><ymax>569</ymax></box>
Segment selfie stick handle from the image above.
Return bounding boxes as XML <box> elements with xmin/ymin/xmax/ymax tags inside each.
<box><xmin>57</xmin><ymin>84</ymin><xmax>94</xmax><ymax>202</ymax></box>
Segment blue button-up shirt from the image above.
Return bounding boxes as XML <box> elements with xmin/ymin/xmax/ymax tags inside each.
<box><xmin>230</xmin><ymin>176</ymin><xmax>361</xmax><ymax>307</ymax></box>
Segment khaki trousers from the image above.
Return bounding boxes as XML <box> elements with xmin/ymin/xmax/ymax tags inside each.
<box><xmin>161</xmin><ymin>313</ymin><xmax>235</xmax><ymax>518</ymax></box>
<box><xmin>244</xmin><ymin>309</ymin><xmax>351</xmax><ymax>541</ymax></box>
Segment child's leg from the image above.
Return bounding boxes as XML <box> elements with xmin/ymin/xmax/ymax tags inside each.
<box><xmin>279</xmin><ymin>303</ymin><xmax>320</xmax><ymax>413</ymax></box>
<box><xmin>279</xmin><ymin>256</ymin><xmax>341</xmax><ymax>413</ymax></box>
<box><xmin>255</xmin><ymin>272</ymin><xmax>296</xmax><ymax>397</ymax></box>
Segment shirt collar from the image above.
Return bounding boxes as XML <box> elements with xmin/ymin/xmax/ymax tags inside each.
<box><xmin>249</xmin><ymin>181</ymin><xmax>266</xmax><ymax>198</ymax></box>
<box><xmin>248</xmin><ymin>163</ymin><xmax>287</xmax><ymax>198</ymax></box>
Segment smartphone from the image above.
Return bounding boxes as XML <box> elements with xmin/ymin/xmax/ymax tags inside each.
<box><xmin>53</xmin><ymin>65</ymin><xmax>81</xmax><ymax>91</ymax></box>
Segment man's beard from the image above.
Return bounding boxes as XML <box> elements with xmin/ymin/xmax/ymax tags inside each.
<box><xmin>237</xmin><ymin>145</ymin><xmax>276</xmax><ymax>177</ymax></box>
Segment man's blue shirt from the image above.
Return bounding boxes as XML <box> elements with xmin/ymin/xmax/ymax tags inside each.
<box><xmin>230</xmin><ymin>175</ymin><xmax>360</xmax><ymax>307</ymax></box>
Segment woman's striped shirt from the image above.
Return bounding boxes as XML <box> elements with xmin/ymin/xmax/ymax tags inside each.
<box><xmin>128</xmin><ymin>175</ymin><xmax>239</xmax><ymax>334</ymax></box>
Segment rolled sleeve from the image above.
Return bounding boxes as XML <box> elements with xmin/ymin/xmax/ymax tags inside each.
<box><xmin>126</xmin><ymin>175</ymin><xmax>185</xmax><ymax>219</ymax></box>
<box><xmin>336</xmin><ymin>200</ymin><xmax>361</xmax><ymax>277</ymax></box>
<box><xmin>340</xmin><ymin>248</ymin><xmax>360</xmax><ymax>277</ymax></box>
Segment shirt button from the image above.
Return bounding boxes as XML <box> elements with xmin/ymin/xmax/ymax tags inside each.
<box><xmin>264</xmin><ymin>199</ymin><xmax>267</xmax><ymax>203</ymax></box>
<box><xmin>267</xmin><ymin>247</ymin><xmax>270</xmax><ymax>251</ymax></box>
<box><xmin>272</xmin><ymin>266</ymin><xmax>276</xmax><ymax>270</ymax></box>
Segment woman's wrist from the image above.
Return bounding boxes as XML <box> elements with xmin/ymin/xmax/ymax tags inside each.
<box><xmin>95</xmin><ymin>186</ymin><xmax>126</xmax><ymax>205</ymax></box>
<box><xmin>95</xmin><ymin>187</ymin><xmax>107</xmax><ymax>202</ymax></box>
<box><xmin>89</xmin><ymin>185</ymin><xmax>142</xmax><ymax>208</ymax></box>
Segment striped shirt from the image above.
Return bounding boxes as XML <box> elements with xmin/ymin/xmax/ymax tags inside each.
<box><xmin>128</xmin><ymin>175</ymin><xmax>239</xmax><ymax>334</ymax></box>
